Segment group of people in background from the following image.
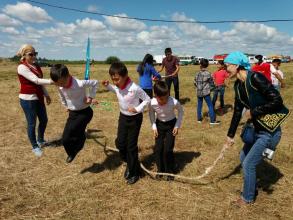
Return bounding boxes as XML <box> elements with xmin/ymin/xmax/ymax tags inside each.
<box><xmin>17</xmin><ymin>44</ymin><xmax>289</xmax><ymax>206</ymax></box>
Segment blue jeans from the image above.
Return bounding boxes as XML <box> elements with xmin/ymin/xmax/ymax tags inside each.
<box><xmin>212</xmin><ymin>86</ymin><xmax>225</xmax><ymax>108</ymax></box>
<box><xmin>239</xmin><ymin>127</ymin><xmax>282</xmax><ymax>202</ymax></box>
<box><xmin>197</xmin><ymin>95</ymin><xmax>216</xmax><ymax>122</ymax></box>
<box><xmin>20</xmin><ymin>99</ymin><xmax>48</xmax><ymax>149</ymax></box>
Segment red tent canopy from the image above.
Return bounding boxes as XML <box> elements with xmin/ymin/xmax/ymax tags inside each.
<box><xmin>213</xmin><ymin>54</ymin><xmax>228</xmax><ymax>61</ymax></box>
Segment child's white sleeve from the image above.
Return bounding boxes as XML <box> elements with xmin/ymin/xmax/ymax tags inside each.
<box><xmin>58</xmin><ymin>89</ymin><xmax>67</xmax><ymax>107</ymax></box>
<box><xmin>277</xmin><ymin>70</ymin><xmax>284</xmax><ymax>79</ymax></box>
<box><xmin>82</xmin><ymin>80</ymin><xmax>98</xmax><ymax>98</ymax></box>
<box><xmin>270</xmin><ymin>64</ymin><xmax>278</xmax><ymax>74</ymax></box>
<box><xmin>174</xmin><ymin>100</ymin><xmax>184</xmax><ymax>128</ymax></box>
<box><xmin>106</xmin><ymin>84</ymin><xmax>116</xmax><ymax>93</ymax></box>
<box><xmin>134</xmin><ymin>87</ymin><xmax>151</xmax><ymax>113</ymax></box>
<box><xmin>149</xmin><ymin>103</ymin><xmax>157</xmax><ymax>130</ymax></box>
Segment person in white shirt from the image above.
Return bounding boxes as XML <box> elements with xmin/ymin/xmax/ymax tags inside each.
<box><xmin>270</xmin><ymin>59</ymin><xmax>285</xmax><ymax>91</ymax></box>
<box><xmin>102</xmin><ymin>62</ymin><xmax>150</xmax><ymax>185</ymax></box>
<box><xmin>50</xmin><ymin>64</ymin><xmax>98</xmax><ymax>163</ymax></box>
<box><xmin>17</xmin><ymin>44</ymin><xmax>53</xmax><ymax>157</ymax></box>
<box><xmin>149</xmin><ymin>81</ymin><xmax>183</xmax><ymax>180</ymax></box>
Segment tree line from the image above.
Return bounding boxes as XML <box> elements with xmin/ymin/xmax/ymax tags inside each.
<box><xmin>9</xmin><ymin>55</ymin><xmax>140</xmax><ymax>66</ymax></box>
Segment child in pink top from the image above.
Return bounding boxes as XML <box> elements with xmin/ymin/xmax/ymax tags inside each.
<box><xmin>212</xmin><ymin>60</ymin><xmax>229</xmax><ymax>109</ymax></box>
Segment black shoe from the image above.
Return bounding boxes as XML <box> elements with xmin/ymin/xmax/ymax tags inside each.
<box><xmin>66</xmin><ymin>154</ymin><xmax>76</xmax><ymax>163</ymax></box>
<box><xmin>124</xmin><ymin>166</ymin><xmax>130</xmax><ymax>180</ymax></box>
<box><xmin>127</xmin><ymin>176</ymin><xmax>139</xmax><ymax>185</ymax></box>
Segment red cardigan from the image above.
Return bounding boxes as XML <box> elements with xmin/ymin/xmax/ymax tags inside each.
<box><xmin>18</xmin><ymin>61</ymin><xmax>44</xmax><ymax>104</ymax></box>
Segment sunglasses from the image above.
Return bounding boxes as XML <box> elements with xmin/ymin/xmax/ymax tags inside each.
<box><xmin>26</xmin><ymin>52</ymin><xmax>38</xmax><ymax>57</ymax></box>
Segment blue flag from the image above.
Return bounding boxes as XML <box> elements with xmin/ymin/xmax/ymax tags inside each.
<box><xmin>84</xmin><ymin>37</ymin><xmax>90</xmax><ymax>80</ymax></box>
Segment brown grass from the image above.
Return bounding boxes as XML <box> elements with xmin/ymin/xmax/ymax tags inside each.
<box><xmin>0</xmin><ymin>60</ymin><xmax>292</xmax><ymax>219</ymax></box>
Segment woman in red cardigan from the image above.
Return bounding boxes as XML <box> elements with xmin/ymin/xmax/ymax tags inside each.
<box><xmin>17</xmin><ymin>44</ymin><xmax>53</xmax><ymax>157</ymax></box>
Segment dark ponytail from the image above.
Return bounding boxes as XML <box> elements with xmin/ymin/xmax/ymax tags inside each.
<box><xmin>138</xmin><ymin>54</ymin><xmax>154</xmax><ymax>76</ymax></box>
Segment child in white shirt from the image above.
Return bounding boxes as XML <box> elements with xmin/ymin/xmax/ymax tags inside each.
<box><xmin>102</xmin><ymin>62</ymin><xmax>150</xmax><ymax>185</ymax></box>
<box><xmin>149</xmin><ymin>81</ymin><xmax>183</xmax><ymax>179</ymax></box>
<box><xmin>270</xmin><ymin>59</ymin><xmax>285</xmax><ymax>91</ymax></box>
<box><xmin>50</xmin><ymin>64</ymin><xmax>98</xmax><ymax>163</ymax></box>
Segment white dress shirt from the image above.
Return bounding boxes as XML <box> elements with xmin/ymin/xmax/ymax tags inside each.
<box><xmin>58</xmin><ymin>77</ymin><xmax>98</xmax><ymax>111</ymax></box>
<box><xmin>106</xmin><ymin>81</ymin><xmax>150</xmax><ymax>116</ymax></box>
<box><xmin>270</xmin><ymin>64</ymin><xmax>284</xmax><ymax>87</ymax></box>
<box><xmin>149</xmin><ymin>96</ymin><xmax>184</xmax><ymax>130</ymax></box>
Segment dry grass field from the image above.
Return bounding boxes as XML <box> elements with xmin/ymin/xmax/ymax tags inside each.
<box><xmin>0</xmin><ymin>59</ymin><xmax>292</xmax><ymax>219</ymax></box>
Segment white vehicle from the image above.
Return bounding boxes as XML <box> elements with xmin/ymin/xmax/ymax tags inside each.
<box><xmin>153</xmin><ymin>55</ymin><xmax>165</xmax><ymax>65</ymax></box>
<box><xmin>178</xmin><ymin>55</ymin><xmax>194</xmax><ymax>65</ymax></box>
<box><xmin>193</xmin><ymin>56</ymin><xmax>205</xmax><ymax>65</ymax></box>
<box><xmin>208</xmin><ymin>58</ymin><xmax>218</xmax><ymax>64</ymax></box>
<box><xmin>247</xmin><ymin>56</ymin><xmax>257</xmax><ymax>64</ymax></box>
<box><xmin>263</xmin><ymin>57</ymin><xmax>272</xmax><ymax>63</ymax></box>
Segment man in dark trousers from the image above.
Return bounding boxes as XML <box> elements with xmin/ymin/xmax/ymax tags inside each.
<box><xmin>158</xmin><ymin>48</ymin><xmax>180</xmax><ymax>100</ymax></box>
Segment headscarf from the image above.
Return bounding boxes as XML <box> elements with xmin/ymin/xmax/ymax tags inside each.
<box><xmin>16</xmin><ymin>44</ymin><xmax>35</xmax><ymax>61</ymax></box>
<box><xmin>224</xmin><ymin>51</ymin><xmax>251</xmax><ymax>70</ymax></box>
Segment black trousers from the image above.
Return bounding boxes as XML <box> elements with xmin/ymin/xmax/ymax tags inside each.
<box><xmin>165</xmin><ymin>76</ymin><xmax>179</xmax><ymax>100</ymax></box>
<box><xmin>62</xmin><ymin>107</ymin><xmax>93</xmax><ymax>157</ymax></box>
<box><xmin>143</xmin><ymin>88</ymin><xmax>153</xmax><ymax>99</ymax></box>
<box><xmin>155</xmin><ymin>118</ymin><xmax>176</xmax><ymax>173</ymax></box>
<box><xmin>115</xmin><ymin>113</ymin><xmax>143</xmax><ymax>177</ymax></box>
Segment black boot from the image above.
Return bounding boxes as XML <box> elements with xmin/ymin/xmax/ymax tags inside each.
<box><xmin>124</xmin><ymin>166</ymin><xmax>130</xmax><ymax>180</ymax></box>
<box><xmin>127</xmin><ymin>176</ymin><xmax>139</xmax><ymax>185</ymax></box>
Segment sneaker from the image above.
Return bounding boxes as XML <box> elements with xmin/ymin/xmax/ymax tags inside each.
<box><xmin>32</xmin><ymin>147</ymin><xmax>43</xmax><ymax>157</ymax></box>
<box><xmin>37</xmin><ymin>140</ymin><xmax>47</xmax><ymax>148</ymax></box>
<box><xmin>210</xmin><ymin>121</ymin><xmax>221</xmax><ymax>125</ymax></box>
<box><xmin>197</xmin><ymin>120</ymin><xmax>202</xmax><ymax>124</ymax></box>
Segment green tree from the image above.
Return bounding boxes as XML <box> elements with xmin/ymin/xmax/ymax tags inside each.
<box><xmin>105</xmin><ymin>56</ymin><xmax>120</xmax><ymax>64</ymax></box>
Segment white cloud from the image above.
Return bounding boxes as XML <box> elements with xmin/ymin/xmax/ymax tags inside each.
<box><xmin>1</xmin><ymin>8</ymin><xmax>293</xmax><ymax>60</ymax></box>
<box><xmin>3</xmin><ymin>2</ymin><xmax>52</xmax><ymax>23</ymax></box>
<box><xmin>104</xmin><ymin>13</ymin><xmax>146</xmax><ymax>32</ymax></box>
<box><xmin>172</xmin><ymin>12</ymin><xmax>221</xmax><ymax>40</ymax></box>
<box><xmin>0</xmin><ymin>13</ymin><xmax>22</xmax><ymax>26</ymax></box>
<box><xmin>87</xmin><ymin>5</ymin><xmax>99</xmax><ymax>13</ymax></box>
<box><xmin>1</xmin><ymin>27</ymin><xmax>19</xmax><ymax>35</ymax></box>
<box><xmin>76</xmin><ymin>18</ymin><xmax>106</xmax><ymax>31</ymax></box>
<box><xmin>232</xmin><ymin>22</ymin><xmax>282</xmax><ymax>42</ymax></box>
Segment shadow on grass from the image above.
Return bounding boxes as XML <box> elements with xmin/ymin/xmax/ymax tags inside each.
<box><xmin>179</xmin><ymin>97</ymin><xmax>191</xmax><ymax>105</ymax></box>
<box><xmin>81</xmin><ymin>129</ymin><xmax>122</xmax><ymax>174</ymax></box>
<box><xmin>221</xmin><ymin>160</ymin><xmax>283</xmax><ymax>195</ymax></box>
<box><xmin>257</xmin><ymin>160</ymin><xmax>284</xmax><ymax>194</ymax></box>
<box><xmin>141</xmin><ymin>150</ymin><xmax>201</xmax><ymax>174</ymax></box>
<box><xmin>43</xmin><ymin>137</ymin><xmax>63</xmax><ymax>147</ymax></box>
<box><xmin>215</xmin><ymin>104</ymin><xmax>233</xmax><ymax>116</ymax></box>
<box><xmin>202</xmin><ymin>104</ymin><xmax>233</xmax><ymax>118</ymax></box>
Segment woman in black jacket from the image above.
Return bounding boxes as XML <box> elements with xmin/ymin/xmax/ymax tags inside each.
<box><xmin>224</xmin><ymin>52</ymin><xmax>289</xmax><ymax>206</ymax></box>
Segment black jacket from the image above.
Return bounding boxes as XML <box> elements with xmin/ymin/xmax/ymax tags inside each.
<box><xmin>227</xmin><ymin>72</ymin><xmax>283</xmax><ymax>138</ymax></box>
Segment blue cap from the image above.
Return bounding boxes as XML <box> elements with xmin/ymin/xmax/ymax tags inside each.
<box><xmin>224</xmin><ymin>51</ymin><xmax>251</xmax><ymax>70</ymax></box>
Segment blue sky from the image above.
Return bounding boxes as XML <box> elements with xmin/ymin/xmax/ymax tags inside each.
<box><xmin>1</xmin><ymin>0</ymin><xmax>293</xmax><ymax>60</ymax></box>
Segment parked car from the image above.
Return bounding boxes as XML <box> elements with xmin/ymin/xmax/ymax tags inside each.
<box><xmin>208</xmin><ymin>59</ymin><xmax>218</xmax><ymax>64</ymax></box>
<box><xmin>192</xmin><ymin>56</ymin><xmax>204</xmax><ymax>65</ymax></box>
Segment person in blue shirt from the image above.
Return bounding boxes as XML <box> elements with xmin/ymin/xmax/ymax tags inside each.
<box><xmin>137</xmin><ymin>54</ymin><xmax>161</xmax><ymax>98</ymax></box>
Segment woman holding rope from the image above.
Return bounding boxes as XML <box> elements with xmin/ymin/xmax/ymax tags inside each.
<box><xmin>224</xmin><ymin>52</ymin><xmax>289</xmax><ymax>206</ymax></box>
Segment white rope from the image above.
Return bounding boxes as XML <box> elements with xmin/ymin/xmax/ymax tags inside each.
<box><xmin>94</xmin><ymin>133</ymin><xmax>231</xmax><ymax>184</ymax></box>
